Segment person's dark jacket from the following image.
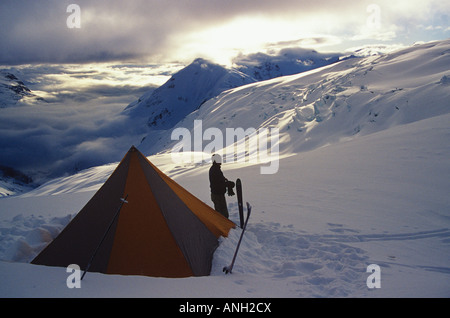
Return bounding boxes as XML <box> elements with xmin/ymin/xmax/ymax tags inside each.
<box><xmin>209</xmin><ymin>163</ymin><xmax>227</xmax><ymax>195</ymax></box>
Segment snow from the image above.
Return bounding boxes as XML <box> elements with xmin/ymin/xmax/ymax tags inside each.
<box><xmin>233</xmin><ymin>47</ymin><xmax>341</xmax><ymax>81</ymax></box>
<box><xmin>138</xmin><ymin>39</ymin><xmax>450</xmax><ymax>158</ymax></box>
<box><xmin>1</xmin><ymin>114</ymin><xmax>449</xmax><ymax>298</ymax></box>
<box><xmin>1</xmin><ymin>40</ymin><xmax>450</xmax><ymax>298</ymax></box>
<box><xmin>0</xmin><ymin>70</ymin><xmax>44</xmax><ymax>108</ymax></box>
<box><xmin>122</xmin><ymin>58</ymin><xmax>256</xmax><ymax>130</ymax></box>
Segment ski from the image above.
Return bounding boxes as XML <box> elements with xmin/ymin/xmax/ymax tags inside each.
<box><xmin>236</xmin><ymin>178</ymin><xmax>244</xmax><ymax>228</ymax></box>
<box><xmin>223</xmin><ymin>202</ymin><xmax>252</xmax><ymax>274</ymax></box>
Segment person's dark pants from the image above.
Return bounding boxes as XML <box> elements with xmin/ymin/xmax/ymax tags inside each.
<box><xmin>211</xmin><ymin>193</ymin><xmax>229</xmax><ymax>218</ymax></box>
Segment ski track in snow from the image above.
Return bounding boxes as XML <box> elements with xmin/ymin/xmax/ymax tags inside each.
<box><xmin>2</xmin><ymin>201</ymin><xmax>448</xmax><ymax>297</ymax></box>
<box><xmin>1</xmin><ymin>196</ymin><xmax>449</xmax><ymax>297</ymax></box>
<box><xmin>212</xmin><ymin>204</ymin><xmax>450</xmax><ymax>297</ymax></box>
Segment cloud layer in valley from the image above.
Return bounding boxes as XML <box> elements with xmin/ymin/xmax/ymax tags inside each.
<box><xmin>0</xmin><ymin>63</ymin><xmax>183</xmax><ymax>182</ymax></box>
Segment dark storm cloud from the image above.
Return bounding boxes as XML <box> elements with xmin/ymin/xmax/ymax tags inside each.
<box><xmin>2</xmin><ymin>0</ymin><xmax>449</xmax><ymax>65</ymax></box>
<box><xmin>0</xmin><ymin>0</ymin><xmax>362</xmax><ymax>65</ymax></box>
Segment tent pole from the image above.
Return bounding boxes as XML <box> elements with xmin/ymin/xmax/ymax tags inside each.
<box><xmin>81</xmin><ymin>194</ymin><xmax>129</xmax><ymax>280</ymax></box>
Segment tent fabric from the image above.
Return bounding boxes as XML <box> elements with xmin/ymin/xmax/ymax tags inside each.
<box><xmin>31</xmin><ymin>146</ymin><xmax>235</xmax><ymax>278</ymax></box>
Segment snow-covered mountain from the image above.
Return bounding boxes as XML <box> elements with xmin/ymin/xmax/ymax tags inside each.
<box><xmin>122</xmin><ymin>50</ymin><xmax>343</xmax><ymax>131</ymax></box>
<box><xmin>1</xmin><ymin>40</ymin><xmax>449</xmax><ymax>194</ymax></box>
<box><xmin>138</xmin><ymin>40</ymin><xmax>450</xmax><ymax>157</ymax></box>
<box><xmin>0</xmin><ymin>70</ymin><xmax>44</xmax><ymax>108</ymax></box>
<box><xmin>0</xmin><ymin>165</ymin><xmax>34</xmax><ymax>197</ymax></box>
<box><xmin>233</xmin><ymin>47</ymin><xmax>341</xmax><ymax>81</ymax></box>
<box><xmin>0</xmin><ymin>70</ymin><xmax>40</xmax><ymax>194</ymax></box>
<box><xmin>122</xmin><ymin>58</ymin><xmax>256</xmax><ymax>129</ymax></box>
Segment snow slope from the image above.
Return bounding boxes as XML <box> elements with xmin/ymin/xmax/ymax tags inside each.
<box><xmin>122</xmin><ymin>49</ymin><xmax>343</xmax><ymax>131</ymax></box>
<box><xmin>0</xmin><ymin>113</ymin><xmax>449</xmax><ymax>298</ymax></box>
<box><xmin>122</xmin><ymin>58</ymin><xmax>256</xmax><ymax>129</ymax></box>
<box><xmin>139</xmin><ymin>40</ymin><xmax>450</xmax><ymax>157</ymax></box>
<box><xmin>0</xmin><ymin>166</ymin><xmax>34</xmax><ymax>197</ymax></box>
<box><xmin>234</xmin><ymin>47</ymin><xmax>341</xmax><ymax>81</ymax></box>
<box><xmin>0</xmin><ymin>70</ymin><xmax>43</xmax><ymax>108</ymax></box>
<box><xmin>0</xmin><ymin>40</ymin><xmax>449</xmax><ymax>298</ymax></box>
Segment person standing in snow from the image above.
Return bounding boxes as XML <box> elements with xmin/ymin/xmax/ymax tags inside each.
<box><xmin>209</xmin><ymin>154</ymin><xmax>230</xmax><ymax>218</ymax></box>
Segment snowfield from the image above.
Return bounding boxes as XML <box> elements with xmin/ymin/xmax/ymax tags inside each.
<box><xmin>1</xmin><ymin>114</ymin><xmax>449</xmax><ymax>298</ymax></box>
<box><xmin>0</xmin><ymin>40</ymin><xmax>450</xmax><ymax>298</ymax></box>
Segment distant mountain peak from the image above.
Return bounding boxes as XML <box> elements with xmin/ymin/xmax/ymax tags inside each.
<box><xmin>0</xmin><ymin>70</ymin><xmax>44</xmax><ymax>108</ymax></box>
<box><xmin>233</xmin><ymin>48</ymin><xmax>342</xmax><ymax>81</ymax></box>
<box><xmin>137</xmin><ymin>39</ymin><xmax>450</xmax><ymax>156</ymax></box>
<box><xmin>122</xmin><ymin>50</ymin><xmax>346</xmax><ymax>130</ymax></box>
<box><xmin>123</xmin><ymin>58</ymin><xmax>256</xmax><ymax>129</ymax></box>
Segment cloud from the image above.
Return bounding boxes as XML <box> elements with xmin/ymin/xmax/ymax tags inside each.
<box><xmin>1</xmin><ymin>0</ymin><xmax>448</xmax><ymax>65</ymax></box>
<box><xmin>265</xmin><ymin>37</ymin><xmax>342</xmax><ymax>52</ymax></box>
<box><xmin>0</xmin><ymin>101</ymin><xmax>142</xmax><ymax>182</ymax></box>
<box><xmin>0</xmin><ymin>63</ymin><xmax>171</xmax><ymax>182</ymax></box>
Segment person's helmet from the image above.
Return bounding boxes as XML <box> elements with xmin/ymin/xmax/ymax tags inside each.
<box><xmin>211</xmin><ymin>154</ymin><xmax>222</xmax><ymax>164</ymax></box>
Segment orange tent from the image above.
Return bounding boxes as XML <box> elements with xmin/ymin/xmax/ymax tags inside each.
<box><xmin>32</xmin><ymin>146</ymin><xmax>235</xmax><ymax>277</ymax></box>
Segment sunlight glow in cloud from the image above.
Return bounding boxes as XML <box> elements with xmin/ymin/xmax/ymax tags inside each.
<box><xmin>0</xmin><ymin>0</ymin><xmax>448</xmax><ymax>65</ymax></box>
<box><xmin>177</xmin><ymin>15</ymin><xmax>347</xmax><ymax>65</ymax></box>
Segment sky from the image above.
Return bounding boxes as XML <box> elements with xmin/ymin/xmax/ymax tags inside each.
<box><xmin>0</xmin><ymin>0</ymin><xmax>449</xmax><ymax>66</ymax></box>
<box><xmin>0</xmin><ymin>0</ymin><xmax>449</xmax><ymax>184</ymax></box>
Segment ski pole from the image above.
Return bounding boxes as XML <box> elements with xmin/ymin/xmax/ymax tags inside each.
<box><xmin>223</xmin><ymin>202</ymin><xmax>252</xmax><ymax>274</ymax></box>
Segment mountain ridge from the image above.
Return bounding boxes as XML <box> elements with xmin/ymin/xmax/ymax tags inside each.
<box><xmin>138</xmin><ymin>39</ymin><xmax>450</xmax><ymax>157</ymax></box>
<box><xmin>0</xmin><ymin>70</ymin><xmax>44</xmax><ymax>108</ymax></box>
<box><xmin>122</xmin><ymin>58</ymin><xmax>256</xmax><ymax>129</ymax></box>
